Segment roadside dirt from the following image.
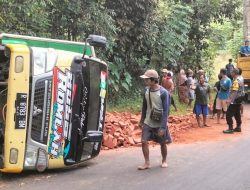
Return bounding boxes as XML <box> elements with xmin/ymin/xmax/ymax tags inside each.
<box><xmin>103</xmin><ymin>106</ymin><xmax>250</xmax><ymax>149</ymax></box>
<box><xmin>174</xmin><ymin>113</ymin><xmax>250</xmax><ymax>144</ymax></box>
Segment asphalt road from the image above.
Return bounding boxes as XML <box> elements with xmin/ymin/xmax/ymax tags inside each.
<box><xmin>1</xmin><ymin>106</ymin><xmax>250</xmax><ymax>190</ymax></box>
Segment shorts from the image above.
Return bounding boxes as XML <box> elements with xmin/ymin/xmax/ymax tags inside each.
<box><xmin>193</xmin><ymin>104</ymin><xmax>208</xmax><ymax>116</ymax></box>
<box><xmin>216</xmin><ymin>98</ymin><xmax>228</xmax><ymax>111</ymax></box>
<box><xmin>141</xmin><ymin>124</ymin><xmax>171</xmax><ymax>144</ymax></box>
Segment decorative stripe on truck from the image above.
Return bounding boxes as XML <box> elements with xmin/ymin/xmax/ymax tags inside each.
<box><xmin>48</xmin><ymin>67</ymin><xmax>73</xmax><ymax>159</ymax></box>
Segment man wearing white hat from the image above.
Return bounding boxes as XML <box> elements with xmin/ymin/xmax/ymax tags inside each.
<box><xmin>138</xmin><ymin>69</ymin><xmax>172</xmax><ymax>170</ymax></box>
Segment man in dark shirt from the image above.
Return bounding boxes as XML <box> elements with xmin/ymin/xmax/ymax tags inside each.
<box><xmin>194</xmin><ymin>74</ymin><xmax>212</xmax><ymax>127</ymax></box>
<box><xmin>223</xmin><ymin>69</ymin><xmax>242</xmax><ymax>134</ymax></box>
<box><xmin>225</xmin><ymin>59</ymin><xmax>234</xmax><ymax>80</ymax></box>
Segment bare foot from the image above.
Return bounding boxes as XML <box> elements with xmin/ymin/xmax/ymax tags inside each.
<box><xmin>203</xmin><ymin>124</ymin><xmax>211</xmax><ymax>127</ymax></box>
<box><xmin>138</xmin><ymin>164</ymin><xmax>151</xmax><ymax>170</ymax></box>
<box><xmin>161</xmin><ymin>162</ymin><xmax>168</xmax><ymax>168</ymax></box>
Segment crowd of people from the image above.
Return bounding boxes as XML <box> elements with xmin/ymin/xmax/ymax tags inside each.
<box><xmin>137</xmin><ymin>58</ymin><xmax>245</xmax><ymax>170</ymax></box>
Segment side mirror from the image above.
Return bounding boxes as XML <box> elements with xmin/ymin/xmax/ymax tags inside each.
<box><xmin>73</xmin><ymin>56</ymin><xmax>84</xmax><ymax>64</ymax></box>
<box><xmin>87</xmin><ymin>35</ymin><xmax>107</xmax><ymax>48</ymax></box>
<box><xmin>82</xmin><ymin>131</ymin><xmax>103</xmax><ymax>142</ymax></box>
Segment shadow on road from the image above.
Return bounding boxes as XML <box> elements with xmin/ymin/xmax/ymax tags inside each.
<box><xmin>0</xmin><ymin>160</ymin><xmax>96</xmax><ymax>182</ymax></box>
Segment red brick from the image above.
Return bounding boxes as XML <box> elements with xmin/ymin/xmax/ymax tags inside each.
<box><xmin>110</xmin><ymin>127</ymin><xmax>116</xmax><ymax>135</ymax></box>
<box><xmin>130</xmin><ymin>119</ymin><xmax>138</xmax><ymax>124</ymax></box>
<box><xmin>128</xmin><ymin>124</ymin><xmax>135</xmax><ymax>132</ymax></box>
<box><xmin>115</xmin><ymin>127</ymin><xmax>122</xmax><ymax>133</ymax></box>
<box><xmin>132</xmin><ymin>129</ymin><xmax>142</xmax><ymax>136</ymax></box>
<box><xmin>119</xmin><ymin>121</ymin><xmax>127</xmax><ymax>128</ymax></box>
<box><xmin>132</xmin><ymin>136</ymin><xmax>141</xmax><ymax>144</ymax></box>
<box><xmin>112</xmin><ymin>138</ymin><xmax>118</xmax><ymax>148</ymax></box>
<box><xmin>114</xmin><ymin>132</ymin><xmax>120</xmax><ymax>138</ymax></box>
<box><xmin>118</xmin><ymin>137</ymin><xmax>125</xmax><ymax>142</ymax></box>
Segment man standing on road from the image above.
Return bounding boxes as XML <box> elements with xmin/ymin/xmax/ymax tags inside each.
<box><xmin>225</xmin><ymin>59</ymin><xmax>235</xmax><ymax>80</ymax></box>
<box><xmin>193</xmin><ymin>74</ymin><xmax>212</xmax><ymax>127</ymax></box>
<box><xmin>139</xmin><ymin>69</ymin><xmax>172</xmax><ymax>170</ymax></box>
<box><xmin>223</xmin><ymin>69</ymin><xmax>242</xmax><ymax>134</ymax></box>
<box><xmin>216</xmin><ymin>68</ymin><xmax>232</xmax><ymax>124</ymax></box>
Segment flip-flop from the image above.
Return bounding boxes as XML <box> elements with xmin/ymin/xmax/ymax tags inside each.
<box><xmin>138</xmin><ymin>165</ymin><xmax>151</xmax><ymax>170</ymax></box>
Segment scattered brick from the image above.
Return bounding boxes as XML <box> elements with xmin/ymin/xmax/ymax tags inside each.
<box><xmin>102</xmin><ymin>112</ymin><xmax>196</xmax><ymax>150</ymax></box>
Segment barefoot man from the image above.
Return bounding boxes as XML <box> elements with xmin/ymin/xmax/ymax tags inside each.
<box><xmin>193</xmin><ymin>74</ymin><xmax>212</xmax><ymax>127</ymax></box>
<box><xmin>139</xmin><ymin>69</ymin><xmax>172</xmax><ymax>170</ymax></box>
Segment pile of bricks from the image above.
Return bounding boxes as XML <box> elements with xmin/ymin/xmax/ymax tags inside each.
<box><xmin>102</xmin><ymin>112</ymin><xmax>196</xmax><ymax>150</ymax></box>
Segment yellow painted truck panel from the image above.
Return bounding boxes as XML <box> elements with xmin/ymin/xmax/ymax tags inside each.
<box><xmin>0</xmin><ymin>44</ymin><xmax>30</xmax><ymax>173</ymax></box>
<box><xmin>237</xmin><ymin>56</ymin><xmax>250</xmax><ymax>80</ymax></box>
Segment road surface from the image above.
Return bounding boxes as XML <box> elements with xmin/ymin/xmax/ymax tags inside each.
<box><xmin>1</xmin><ymin>105</ymin><xmax>250</xmax><ymax>190</ymax></box>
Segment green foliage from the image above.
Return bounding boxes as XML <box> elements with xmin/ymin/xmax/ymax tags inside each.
<box><xmin>153</xmin><ymin>2</ymin><xmax>193</xmax><ymax>67</ymax></box>
<box><xmin>207</xmin><ymin>21</ymin><xmax>243</xmax><ymax>59</ymax></box>
<box><xmin>177</xmin><ymin>0</ymin><xmax>243</xmax><ymax>70</ymax></box>
<box><xmin>0</xmin><ymin>0</ymin><xmax>50</xmax><ymax>35</ymax></box>
<box><xmin>105</xmin><ymin>0</ymin><xmax>193</xmax><ymax>97</ymax></box>
<box><xmin>0</xmin><ymin>0</ymin><xmax>244</xmax><ymax>106</ymax></box>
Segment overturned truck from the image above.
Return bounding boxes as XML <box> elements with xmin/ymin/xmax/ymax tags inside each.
<box><xmin>0</xmin><ymin>33</ymin><xmax>107</xmax><ymax>173</ymax></box>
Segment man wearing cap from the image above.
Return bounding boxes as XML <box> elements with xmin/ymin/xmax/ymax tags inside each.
<box><xmin>139</xmin><ymin>69</ymin><xmax>172</xmax><ymax>170</ymax></box>
<box><xmin>223</xmin><ymin>68</ymin><xmax>242</xmax><ymax>134</ymax></box>
<box><xmin>240</xmin><ymin>40</ymin><xmax>250</xmax><ymax>57</ymax></box>
<box><xmin>160</xmin><ymin>69</ymin><xmax>168</xmax><ymax>86</ymax></box>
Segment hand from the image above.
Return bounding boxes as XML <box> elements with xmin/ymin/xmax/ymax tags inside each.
<box><xmin>158</xmin><ymin>128</ymin><xmax>165</xmax><ymax>137</ymax></box>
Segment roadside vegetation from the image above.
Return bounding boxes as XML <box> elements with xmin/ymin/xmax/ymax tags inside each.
<box><xmin>0</xmin><ymin>0</ymin><xmax>244</xmax><ymax>111</ymax></box>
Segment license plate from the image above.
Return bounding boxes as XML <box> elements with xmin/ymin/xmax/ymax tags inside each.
<box><xmin>15</xmin><ymin>93</ymin><xmax>27</xmax><ymax>129</ymax></box>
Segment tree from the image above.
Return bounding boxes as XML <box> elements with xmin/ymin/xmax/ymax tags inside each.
<box><xmin>0</xmin><ymin>0</ymin><xmax>50</xmax><ymax>36</ymax></box>
<box><xmin>243</xmin><ymin>0</ymin><xmax>250</xmax><ymax>39</ymax></box>
<box><xmin>175</xmin><ymin>0</ymin><xmax>242</xmax><ymax>70</ymax></box>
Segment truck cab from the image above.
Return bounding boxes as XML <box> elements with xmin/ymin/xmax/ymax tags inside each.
<box><xmin>0</xmin><ymin>34</ymin><xmax>107</xmax><ymax>173</ymax></box>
